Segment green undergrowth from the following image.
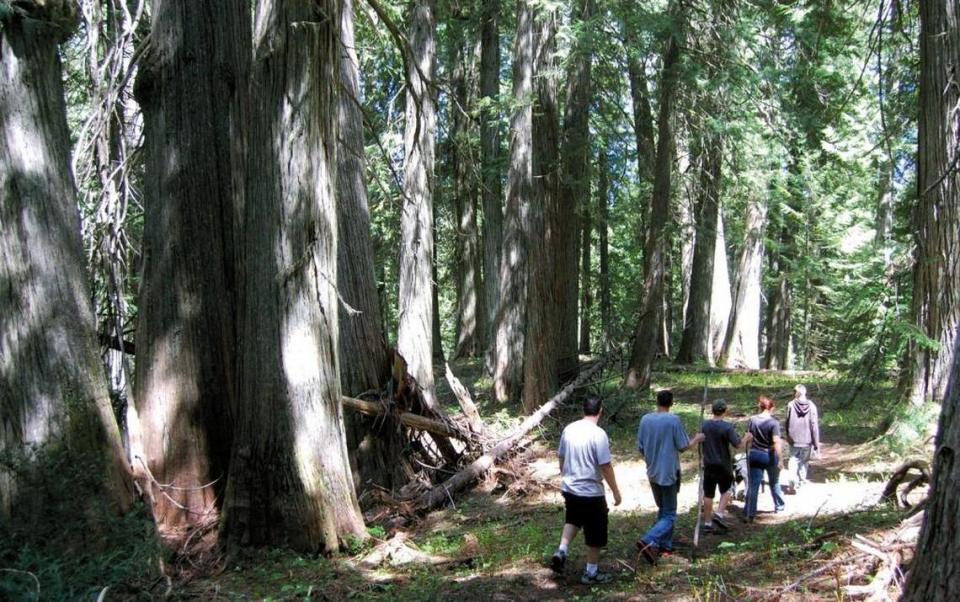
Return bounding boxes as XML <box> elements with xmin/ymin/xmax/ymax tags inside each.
<box><xmin>0</xmin><ymin>443</ymin><xmax>162</xmax><ymax>600</ymax></box>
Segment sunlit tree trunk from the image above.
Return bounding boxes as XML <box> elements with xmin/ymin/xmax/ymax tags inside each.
<box><xmin>720</xmin><ymin>194</ymin><xmax>766</xmax><ymax>369</ymax></box>
<box><xmin>494</xmin><ymin>0</ymin><xmax>534</xmax><ymax>403</ymax></box>
<box><xmin>134</xmin><ymin>0</ymin><xmax>249</xmax><ymax>530</ymax></box>
<box><xmin>480</xmin><ymin>0</ymin><xmax>502</xmax><ymax>364</ymax></box>
<box><xmin>336</xmin><ymin>0</ymin><xmax>400</xmax><ymax>493</ymax></box>
<box><xmin>626</xmin><ymin>11</ymin><xmax>683</xmax><ymax>390</ymax></box>
<box><xmin>677</xmin><ymin>130</ymin><xmax>722</xmax><ymax>365</ymax></box>
<box><xmin>710</xmin><ymin>213</ymin><xmax>732</xmax><ymax>360</ymax></box>
<box><xmin>223</xmin><ymin>0</ymin><xmax>364</xmax><ymax>552</ymax></box>
<box><xmin>902</xmin><ymin>0</ymin><xmax>960</xmax><ymax>408</ymax></box>
<box><xmin>0</xmin><ymin>6</ymin><xmax>133</xmax><ymax>519</ymax></box>
<box><xmin>398</xmin><ymin>0</ymin><xmax>439</xmax><ymax>407</ymax></box>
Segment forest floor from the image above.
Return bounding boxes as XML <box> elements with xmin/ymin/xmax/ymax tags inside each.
<box><xmin>183</xmin><ymin>362</ymin><xmax>929</xmax><ymax>601</ymax></box>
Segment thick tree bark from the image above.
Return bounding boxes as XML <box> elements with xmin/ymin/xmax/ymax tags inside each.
<box><xmin>522</xmin><ymin>6</ymin><xmax>560</xmax><ymax>410</ymax></box>
<box><xmin>580</xmin><ymin>194</ymin><xmax>592</xmax><ymax>355</ymax></box>
<box><xmin>677</xmin><ymin>130</ymin><xmax>722</xmax><ymax>365</ymax></box>
<box><xmin>479</xmin><ymin>0</ymin><xmax>502</xmax><ymax>361</ymax></box>
<box><xmin>710</xmin><ymin>213</ymin><xmax>732</xmax><ymax>360</ymax></box>
<box><xmin>451</xmin><ymin>12</ymin><xmax>483</xmax><ymax>359</ymax></box>
<box><xmin>134</xmin><ymin>0</ymin><xmax>249</xmax><ymax>530</ymax></box>
<box><xmin>625</xmin><ymin>15</ymin><xmax>683</xmax><ymax>390</ymax></box>
<box><xmin>398</xmin><ymin>0</ymin><xmax>440</xmax><ymax>407</ymax></box>
<box><xmin>556</xmin><ymin>0</ymin><xmax>595</xmax><ymax>379</ymax></box>
<box><xmin>720</xmin><ymin>195</ymin><xmax>766</xmax><ymax>369</ymax></box>
<box><xmin>764</xmin><ymin>223</ymin><xmax>795</xmax><ymax>370</ymax></box>
<box><xmin>493</xmin><ymin>0</ymin><xmax>534</xmax><ymax>403</ymax></box>
<box><xmin>0</xmin><ymin>6</ymin><xmax>132</xmax><ymax>519</ymax></box>
<box><xmin>336</xmin><ymin>0</ymin><xmax>401</xmax><ymax>494</ymax></box>
<box><xmin>597</xmin><ymin>145</ymin><xmax>611</xmax><ymax>347</ymax></box>
<box><xmin>223</xmin><ymin>0</ymin><xmax>364</xmax><ymax>552</ymax></box>
<box><xmin>903</xmin><ymin>0</ymin><xmax>960</xmax><ymax>408</ymax></box>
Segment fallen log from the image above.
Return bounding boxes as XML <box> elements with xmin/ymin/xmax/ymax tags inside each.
<box><xmin>341</xmin><ymin>396</ymin><xmax>472</xmax><ymax>442</ymax></box>
<box><xmin>414</xmin><ymin>355</ymin><xmax>610</xmax><ymax>513</ymax></box>
<box><xmin>881</xmin><ymin>460</ymin><xmax>929</xmax><ymax>507</ymax></box>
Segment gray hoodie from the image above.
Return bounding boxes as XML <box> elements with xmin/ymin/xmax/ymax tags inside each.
<box><xmin>785</xmin><ymin>397</ymin><xmax>820</xmax><ymax>449</ymax></box>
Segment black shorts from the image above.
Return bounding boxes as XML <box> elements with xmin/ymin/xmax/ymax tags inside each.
<box><xmin>562</xmin><ymin>491</ymin><xmax>608</xmax><ymax>547</ymax></box>
<box><xmin>703</xmin><ymin>464</ymin><xmax>734</xmax><ymax>499</ymax></box>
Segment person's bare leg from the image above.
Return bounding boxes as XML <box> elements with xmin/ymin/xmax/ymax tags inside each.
<box><xmin>559</xmin><ymin>524</ymin><xmax>578</xmax><ymax>548</ymax></box>
<box><xmin>716</xmin><ymin>490</ymin><xmax>733</xmax><ymax>516</ymax></box>
<box><xmin>586</xmin><ymin>546</ymin><xmax>601</xmax><ymax>565</ymax></box>
<box><xmin>702</xmin><ymin>497</ymin><xmax>715</xmax><ymax>523</ymax></box>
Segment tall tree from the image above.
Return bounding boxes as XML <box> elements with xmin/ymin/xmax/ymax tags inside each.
<box><xmin>223</xmin><ymin>0</ymin><xmax>365</xmax><ymax>552</ymax></box>
<box><xmin>720</xmin><ymin>195</ymin><xmax>766</xmax><ymax>369</ymax></box>
<box><xmin>625</xmin><ymin>3</ymin><xmax>685</xmax><ymax>389</ymax></box>
<box><xmin>676</xmin><ymin>123</ymin><xmax>723</xmax><ymax>365</ymax></box>
<box><xmin>597</xmin><ymin>143</ymin><xmax>611</xmax><ymax>348</ymax></box>
<box><xmin>479</xmin><ymin>0</ymin><xmax>502</xmax><ymax>360</ymax></box>
<box><xmin>902</xmin><ymin>0</ymin><xmax>960</xmax><ymax>408</ymax></box>
<box><xmin>579</xmin><ymin>186</ymin><xmax>593</xmax><ymax>355</ymax></box>
<box><xmin>493</xmin><ymin>0</ymin><xmax>534</xmax><ymax>403</ymax></box>
<box><xmin>134</xmin><ymin>0</ymin><xmax>249</xmax><ymax>530</ymax></box>
<box><xmin>709</xmin><ymin>213</ymin><xmax>732</xmax><ymax>360</ymax></box>
<box><xmin>336</xmin><ymin>0</ymin><xmax>399</xmax><ymax>492</ymax></box>
<box><xmin>398</xmin><ymin>0</ymin><xmax>440</xmax><ymax>407</ymax></box>
<box><xmin>523</xmin><ymin>4</ymin><xmax>560</xmax><ymax>409</ymax></box>
<box><xmin>450</xmin><ymin>5</ymin><xmax>484</xmax><ymax>359</ymax></box>
<box><xmin>556</xmin><ymin>0</ymin><xmax>595</xmax><ymax>379</ymax></box>
<box><xmin>0</xmin><ymin>2</ymin><xmax>132</xmax><ymax>518</ymax></box>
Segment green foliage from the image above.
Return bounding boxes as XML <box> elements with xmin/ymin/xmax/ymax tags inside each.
<box><xmin>0</xmin><ymin>443</ymin><xmax>161</xmax><ymax>600</ymax></box>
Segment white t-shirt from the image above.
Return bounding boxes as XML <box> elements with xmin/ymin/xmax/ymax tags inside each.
<box><xmin>558</xmin><ymin>419</ymin><xmax>612</xmax><ymax>497</ymax></box>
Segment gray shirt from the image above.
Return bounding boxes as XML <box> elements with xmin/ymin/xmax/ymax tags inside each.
<box><xmin>558</xmin><ymin>419</ymin><xmax>612</xmax><ymax>497</ymax></box>
<box><xmin>637</xmin><ymin>412</ymin><xmax>690</xmax><ymax>486</ymax></box>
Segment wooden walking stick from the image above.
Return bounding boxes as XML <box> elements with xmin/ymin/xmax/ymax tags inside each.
<box><xmin>692</xmin><ymin>373</ymin><xmax>708</xmax><ymax>558</ymax></box>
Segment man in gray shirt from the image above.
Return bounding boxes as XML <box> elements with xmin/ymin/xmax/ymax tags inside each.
<box><xmin>635</xmin><ymin>390</ymin><xmax>704</xmax><ymax>564</ymax></box>
<box><xmin>551</xmin><ymin>396</ymin><xmax>622</xmax><ymax>584</ymax></box>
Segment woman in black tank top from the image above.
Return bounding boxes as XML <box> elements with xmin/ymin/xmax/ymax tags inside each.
<box><xmin>744</xmin><ymin>396</ymin><xmax>785</xmax><ymax>521</ymax></box>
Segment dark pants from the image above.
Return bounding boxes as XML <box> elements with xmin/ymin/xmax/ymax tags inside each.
<box><xmin>746</xmin><ymin>449</ymin><xmax>785</xmax><ymax>518</ymax></box>
<box><xmin>640</xmin><ymin>481</ymin><xmax>678</xmax><ymax>551</ymax></box>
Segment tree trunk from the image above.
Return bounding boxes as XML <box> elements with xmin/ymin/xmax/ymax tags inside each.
<box><xmin>480</xmin><ymin>0</ymin><xmax>502</xmax><ymax>363</ymax></box>
<box><xmin>0</xmin><ymin>6</ymin><xmax>132</xmax><ymax>519</ymax></box>
<box><xmin>625</xmin><ymin>13</ymin><xmax>684</xmax><ymax>390</ymax></box>
<box><xmin>720</xmin><ymin>194</ymin><xmax>766</xmax><ymax>369</ymax></box>
<box><xmin>432</xmin><ymin>209</ymin><xmax>445</xmax><ymax>363</ymax></box>
<box><xmin>710</xmin><ymin>213</ymin><xmax>732</xmax><ymax>361</ymax></box>
<box><xmin>677</xmin><ymin>130</ymin><xmax>722</xmax><ymax>365</ymax></box>
<box><xmin>337</xmin><ymin>0</ymin><xmax>402</xmax><ymax>494</ymax></box>
<box><xmin>451</xmin><ymin>12</ymin><xmax>483</xmax><ymax>359</ymax></box>
<box><xmin>764</xmin><ymin>242</ymin><xmax>793</xmax><ymax>370</ymax></box>
<box><xmin>556</xmin><ymin>0</ymin><xmax>595</xmax><ymax>379</ymax></box>
<box><xmin>398</xmin><ymin>0</ymin><xmax>440</xmax><ymax>406</ymax></box>
<box><xmin>903</xmin><ymin>0</ymin><xmax>960</xmax><ymax>408</ymax></box>
<box><xmin>493</xmin><ymin>0</ymin><xmax>534</xmax><ymax>403</ymax></box>
<box><xmin>580</xmin><ymin>193</ymin><xmax>592</xmax><ymax>355</ymax></box>
<box><xmin>134</xmin><ymin>0</ymin><xmax>249</xmax><ymax>530</ymax></box>
<box><xmin>597</xmin><ymin>145</ymin><xmax>611</xmax><ymax>347</ymax></box>
<box><xmin>223</xmin><ymin>0</ymin><xmax>364</xmax><ymax>552</ymax></box>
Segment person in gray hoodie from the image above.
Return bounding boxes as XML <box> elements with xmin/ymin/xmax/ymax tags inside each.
<box><xmin>784</xmin><ymin>384</ymin><xmax>820</xmax><ymax>492</ymax></box>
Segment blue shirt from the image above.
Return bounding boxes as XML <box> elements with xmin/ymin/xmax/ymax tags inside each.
<box><xmin>637</xmin><ymin>412</ymin><xmax>690</xmax><ymax>486</ymax></box>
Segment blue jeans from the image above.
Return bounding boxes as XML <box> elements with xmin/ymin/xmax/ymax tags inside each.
<box><xmin>787</xmin><ymin>446</ymin><xmax>812</xmax><ymax>488</ymax></box>
<box><xmin>746</xmin><ymin>449</ymin><xmax>785</xmax><ymax>518</ymax></box>
<box><xmin>641</xmin><ymin>481</ymin><xmax>678</xmax><ymax>551</ymax></box>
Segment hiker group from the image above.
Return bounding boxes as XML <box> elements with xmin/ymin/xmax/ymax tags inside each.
<box><xmin>550</xmin><ymin>385</ymin><xmax>821</xmax><ymax>584</ymax></box>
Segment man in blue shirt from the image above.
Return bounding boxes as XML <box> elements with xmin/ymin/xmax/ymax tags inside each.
<box><xmin>635</xmin><ymin>390</ymin><xmax>704</xmax><ymax>564</ymax></box>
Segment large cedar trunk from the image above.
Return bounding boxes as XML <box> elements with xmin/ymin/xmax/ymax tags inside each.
<box><xmin>398</xmin><ymin>0</ymin><xmax>440</xmax><ymax>408</ymax></box>
<box><xmin>480</xmin><ymin>0</ymin><xmax>502</xmax><ymax>360</ymax></box>
<box><xmin>493</xmin><ymin>0</ymin><xmax>534</xmax><ymax>403</ymax></box>
<box><xmin>0</xmin><ymin>6</ymin><xmax>132</xmax><ymax>518</ymax></box>
<box><xmin>625</xmin><ymin>19</ymin><xmax>683</xmax><ymax>390</ymax></box>
<box><xmin>677</xmin><ymin>131</ymin><xmax>722</xmax><ymax>365</ymax></box>
<box><xmin>451</xmin><ymin>12</ymin><xmax>484</xmax><ymax>359</ymax></box>
<box><xmin>133</xmin><ymin>0</ymin><xmax>249</xmax><ymax>530</ymax></box>
<box><xmin>903</xmin><ymin>0</ymin><xmax>960</xmax><ymax>408</ymax></box>
<box><xmin>720</xmin><ymin>195</ymin><xmax>766</xmax><ymax>369</ymax></box>
<box><xmin>555</xmin><ymin>0</ymin><xmax>595</xmax><ymax>379</ymax></box>
<box><xmin>580</xmin><ymin>194</ymin><xmax>592</xmax><ymax>355</ymax></box>
<box><xmin>597</xmin><ymin>146</ymin><xmax>611</xmax><ymax>347</ymax></box>
<box><xmin>764</xmin><ymin>227</ymin><xmax>794</xmax><ymax>370</ymax></box>
<box><xmin>522</xmin><ymin>6</ymin><xmax>560</xmax><ymax>409</ymax></box>
<box><xmin>709</xmin><ymin>213</ymin><xmax>732</xmax><ymax>360</ymax></box>
<box><xmin>222</xmin><ymin>0</ymin><xmax>364</xmax><ymax>552</ymax></box>
<box><xmin>336</xmin><ymin>0</ymin><xmax>401</xmax><ymax>493</ymax></box>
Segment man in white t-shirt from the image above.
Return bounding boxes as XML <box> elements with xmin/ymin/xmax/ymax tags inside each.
<box><xmin>550</xmin><ymin>396</ymin><xmax>622</xmax><ymax>585</ymax></box>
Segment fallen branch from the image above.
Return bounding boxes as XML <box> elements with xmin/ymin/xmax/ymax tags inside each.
<box><xmin>445</xmin><ymin>363</ymin><xmax>486</xmax><ymax>435</ymax></box>
<box><xmin>414</xmin><ymin>356</ymin><xmax>610</xmax><ymax>513</ymax></box>
<box><xmin>342</xmin><ymin>396</ymin><xmax>472</xmax><ymax>442</ymax></box>
<box><xmin>881</xmin><ymin>460</ymin><xmax>929</xmax><ymax>507</ymax></box>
